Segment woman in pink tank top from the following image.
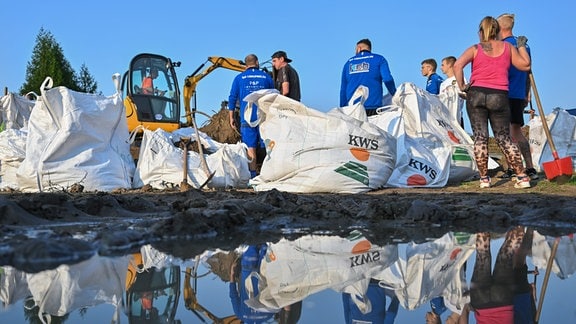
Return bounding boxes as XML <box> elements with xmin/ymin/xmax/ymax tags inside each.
<box><xmin>453</xmin><ymin>16</ymin><xmax>532</xmax><ymax>190</ymax></box>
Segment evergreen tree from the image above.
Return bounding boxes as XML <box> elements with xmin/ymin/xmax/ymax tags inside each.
<box><xmin>76</xmin><ymin>63</ymin><xmax>98</xmax><ymax>94</ymax></box>
<box><xmin>19</xmin><ymin>28</ymin><xmax>98</xmax><ymax>95</ymax></box>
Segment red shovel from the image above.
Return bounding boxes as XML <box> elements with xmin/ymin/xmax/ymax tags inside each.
<box><xmin>529</xmin><ymin>72</ymin><xmax>574</xmax><ymax>184</ymax></box>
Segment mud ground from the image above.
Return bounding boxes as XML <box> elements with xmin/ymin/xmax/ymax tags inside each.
<box><xmin>1</xmin><ymin>170</ymin><xmax>575</xmax><ymax>273</ymax></box>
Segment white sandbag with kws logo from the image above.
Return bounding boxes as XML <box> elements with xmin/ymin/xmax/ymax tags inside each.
<box><xmin>244</xmin><ymin>87</ymin><xmax>396</xmax><ymax>193</ymax></box>
<box><xmin>370</xmin><ymin>83</ymin><xmax>477</xmax><ymax>187</ymax></box>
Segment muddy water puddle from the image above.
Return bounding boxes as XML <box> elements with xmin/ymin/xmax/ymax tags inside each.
<box><xmin>1</xmin><ymin>227</ymin><xmax>574</xmax><ymax>323</ymax></box>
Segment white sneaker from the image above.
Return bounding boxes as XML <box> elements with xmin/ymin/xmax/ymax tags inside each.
<box><xmin>514</xmin><ymin>176</ymin><xmax>531</xmax><ymax>189</ymax></box>
<box><xmin>479</xmin><ymin>176</ymin><xmax>491</xmax><ymax>188</ymax></box>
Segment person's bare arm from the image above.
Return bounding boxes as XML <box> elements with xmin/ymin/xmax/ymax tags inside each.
<box><xmin>228</xmin><ymin>110</ymin><xmax>236</xmax><ymax>130</ymax></box>
<box><xmin>282</xmin><ymin>81</ymin><xmax>290</xmax><ymax>97</ymax></box>
<box><xmin>510</xmin><ymin>37</ymin><xmax>531</xmax><ymax>71</ymax></box>
<box><xmin>454</xmin><ymin>45</ymin><xmax>475</xmax><ymax>92</ymax></box>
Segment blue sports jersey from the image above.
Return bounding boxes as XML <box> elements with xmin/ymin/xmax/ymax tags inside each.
<box><xmin>503</xmin><ymin>36</ymin><xmax>531</xmax><ymax>99</ymax></box>
<box><xmin>228</xmin><ymin>68</ymin><xmax>274</xmax><ymax>125</ymax></box>
<box><xmin>340</xmin><ymin>50</ymin><xmax>396</xmax><ymax>109</ymax></box>
<box><xmin>426</xmin><ymin>73</ymin><xmax>444</xmax><ymax>95</ymax></box>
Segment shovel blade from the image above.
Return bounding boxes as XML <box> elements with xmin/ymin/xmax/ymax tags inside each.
<box><xmin>543</xmin><ymin>156</ymin><xmax>574</xmax><ymax>184</ymax></box>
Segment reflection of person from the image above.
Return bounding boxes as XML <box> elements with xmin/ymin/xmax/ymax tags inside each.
<box><xmin>229</xmin><ymin>245</ymin><xmax>276</xmax><ymax>323</ymax></box>
<box><xmin>456</xmin><ymin>226</ymin><xmax>531</xmax><ymax>324</ymax></box>
<box><xmin>140</xmin><ymin>291</ymin><xmax>159</xmax><ymax>320</ymax></box>
<box><xmin>227</xmin><ymin>54</ymin><xmax>274</xmax><ymax>178</ymax></box>
<box><xmin>421</xmin><ymin>58</ymin><xmax>443</xmax><ymax>95</ymax></box>
<box><xmin>271</xmin><ymin>50</ymin><xmax>301</xmax><ymax>101</ymax></box>
<box><xmin>512</xmin><ymin>227</ymin><xmax>536</xmax><ymax>324</ymax></box>
<box><xmin>275</xmin><ymin>300</ymin><xmax>303</xmax><ymax>324</ymax></box>
<box><xmin>453</xmin><ymin>16</ymin><xmax>532</xmax><ymax>189</ymax></box>
<box><xmin>342</xmin><ymin>279</ymin><xmax>399</xmax><ymax>323</ymax></box>
<box><xmin>340</xmin><ymin>38</ymin><xmax>396</xmax><ymax>116</ymax></box>
<box><xmin>141</xmin><ymin>68</ymin><xmax>165</xmax><ymax>96</ymax></box>
<box><xmin>496</xmin><ymin>13</ymin><xmax>539</xmax><ymax>181</ymax></box>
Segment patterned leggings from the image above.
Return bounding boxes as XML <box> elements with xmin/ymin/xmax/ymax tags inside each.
<box><xmin>466</xmin><ymin>87</ymin><xmax>524</xmax><ymax>177</ymax></box>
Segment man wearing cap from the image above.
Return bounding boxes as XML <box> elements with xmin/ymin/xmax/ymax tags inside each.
<box><xmin>271</xmin><ymin>50</ymin><xmax>301</xmax><ymax>101</ymax></box>
<box><xmin>340</xmin><ymin>38</ymin><xmax>396</xmax><ymax>116</ymax></box>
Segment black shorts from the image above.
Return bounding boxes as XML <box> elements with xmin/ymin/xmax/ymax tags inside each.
<box><xmin>509</xmin><ymin>98</ymin><xmax>527</xmax><ymax>126</ymax></box>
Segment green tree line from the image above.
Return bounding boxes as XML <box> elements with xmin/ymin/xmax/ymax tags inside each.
<box><xmin>19</xmin><ymin>28</ymin><xmax>98</xmax><ymax>95</ymax></box>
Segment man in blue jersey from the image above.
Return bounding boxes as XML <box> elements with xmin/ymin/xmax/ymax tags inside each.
<box><xmin>228</xmin><ymin>54</ymin><xmax>274</xmax><ymax>178</ymax></box>
<box><xmin>421</xmin><ymin>58</ymin><xmax>444</xmax><ymax>95</ymax></box>
<box><xmin>497</xmin><ymin>13</ymin><xmax>539</xmax><ymax>180</ymax></box>
<box><xmin>340</xmin><ymin>38</ymin><xmax>397</xmax><ymax>116</ymax></box>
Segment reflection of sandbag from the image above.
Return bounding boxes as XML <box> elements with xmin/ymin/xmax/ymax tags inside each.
<box><xmin>375</xmin><ymin>232</ymin><xmax>475</xmax><ymax>311</ymax></box>
<box><xmin>0</xmin><ymin>266</ymin><xmax>30</xmax><ymax>306</ymax></box>
<box><xmin>531</xmin><ymin>232</ymin><xmax>576</xmax><ymax>280</ymax></box>
<box><xmin>16</xmin><ymin>76</ymin><xmax>135</xmax><ymax>192</ymax></box>
<box><xmin>245</xmin><ymin>87</ymin><xmax>396</xmax><ymax>193</ymax></box>
<box><xmin>26</xmin><ymin>254</ymin><xmax>129</xmax><ymax>317</ymax></box>
<box><xmin>245</xmin><ymin>232</ymin><xmax>398</xmax><ymax>311</ymax></box>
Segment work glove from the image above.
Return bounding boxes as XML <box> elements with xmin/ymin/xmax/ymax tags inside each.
<box><xmin>516</xmin><ymin>36</ymin><xmax>528</xmax><ymax>48</ymax></box>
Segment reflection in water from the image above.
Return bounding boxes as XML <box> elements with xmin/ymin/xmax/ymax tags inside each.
<box><xmin>125</xmin><ymin>252</ymin><xmax>180</xmax><ymax>323</ymax></box>
<box><xmin>0</xmin><ymin>229</ymin><xmax>574</xmax><ymax>323</ymax></box>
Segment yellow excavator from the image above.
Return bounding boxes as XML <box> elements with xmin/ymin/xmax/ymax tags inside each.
<box><xmin>124</xmin><ymin>253</ymin><xmax>240</xmax><ymax>323</ymax></box>
<box><xmin>121</xmin><ymin>53</ymin><xmax>247</xmax><ymax>134</ymax></box>
<box><xmin>183</xmin><ymin>265</ymin><xmax>241</xmax><ymax>323</ymax></box>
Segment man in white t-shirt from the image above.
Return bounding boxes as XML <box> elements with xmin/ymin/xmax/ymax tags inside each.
<box><xmin>440</xmin><ymin>56</ymin><xmax>466</xmax><ymax>127</ymax></box>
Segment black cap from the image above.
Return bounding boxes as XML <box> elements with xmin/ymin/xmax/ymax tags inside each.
<box><xmin>272</xmin><ymin>50</ymin><xmax>292</xmax><ymax>63</ymax></box>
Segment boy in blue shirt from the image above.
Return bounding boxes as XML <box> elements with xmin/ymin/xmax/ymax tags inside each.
<box><xmin>421</xmin><ymin>58</ymin><xmax>443</xmax><ymax>95</ymax></box>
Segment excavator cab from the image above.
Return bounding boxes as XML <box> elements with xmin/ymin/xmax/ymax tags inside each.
<box><xmin>122</xmin><ymin>53</ymin><xmax>182</xmax><ymax>133</ymax></box>
<box><xmin>125</xmin><ymin>253</ymin><xmax>182</xmax><ymax>323</ymax></box>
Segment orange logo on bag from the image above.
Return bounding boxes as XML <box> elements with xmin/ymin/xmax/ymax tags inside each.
<box><xmin>447</xmin><ymin>131</ymin><xmax>460</xmax><ymax>144</ymax></box>
<box><xmin>349</xmin><ymin>147</ymin><xmax>370</xmax><ymax>161</ymax></box>
<box><xmin>264</xmin><ymin>139</ymin><xmax>275</xmax><ymax>161</ymax></box>
<box><xmin>351</xmin><ymin>240</ymin><xmax>372</xmax><ymax>254</ymax></box>
<box><xmin>450</xmin><ymin>248</ymin><xmax>462</xmax><ymax>260</ymax></box>
<box><xmin>266</xmin><ymin>251</ymin><xmax>277</xmax><ymax>262</ymax></box>
<box><xmin>407</xmin><ymin>174</ymin><xmax>427</xmax><ymax>186</ymax></box>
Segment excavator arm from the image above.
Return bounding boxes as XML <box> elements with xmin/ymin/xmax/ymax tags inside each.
<box><xmin>182</xmin><ymin>56</ymin><xmax>246</xmax><ymax>126</ymax></box>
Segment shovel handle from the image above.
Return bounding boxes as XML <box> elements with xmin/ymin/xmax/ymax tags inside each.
<box><xmin>190</xmin><ymin>113</ymin><xmax>212</xmax><ymax>179</ymax></box>
<box><xmin>534</xmin><ymin>237</ymin><xmax>560</xmax><ymax>323</ymax></box>
<box><xmin>529</xmin><ymin>72</ymin><xmax>558</xmax><ymax>154</ymax></box>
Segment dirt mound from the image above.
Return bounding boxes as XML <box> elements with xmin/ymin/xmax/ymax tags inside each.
<box><xmin>205</xmin><ymin>251</ymin><xmax>240</xmax><ymax>282</ymax></box>
<box><xmin>199</xmin><ymin>101</ymin><xmax>241</xmax><ymax>145</ymax></box>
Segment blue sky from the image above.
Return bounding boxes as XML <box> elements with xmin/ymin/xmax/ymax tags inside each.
<box><xmin>1</xmin><ymin>1</ymin><xmax>574</xmax><ymax>127</ymax></box>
